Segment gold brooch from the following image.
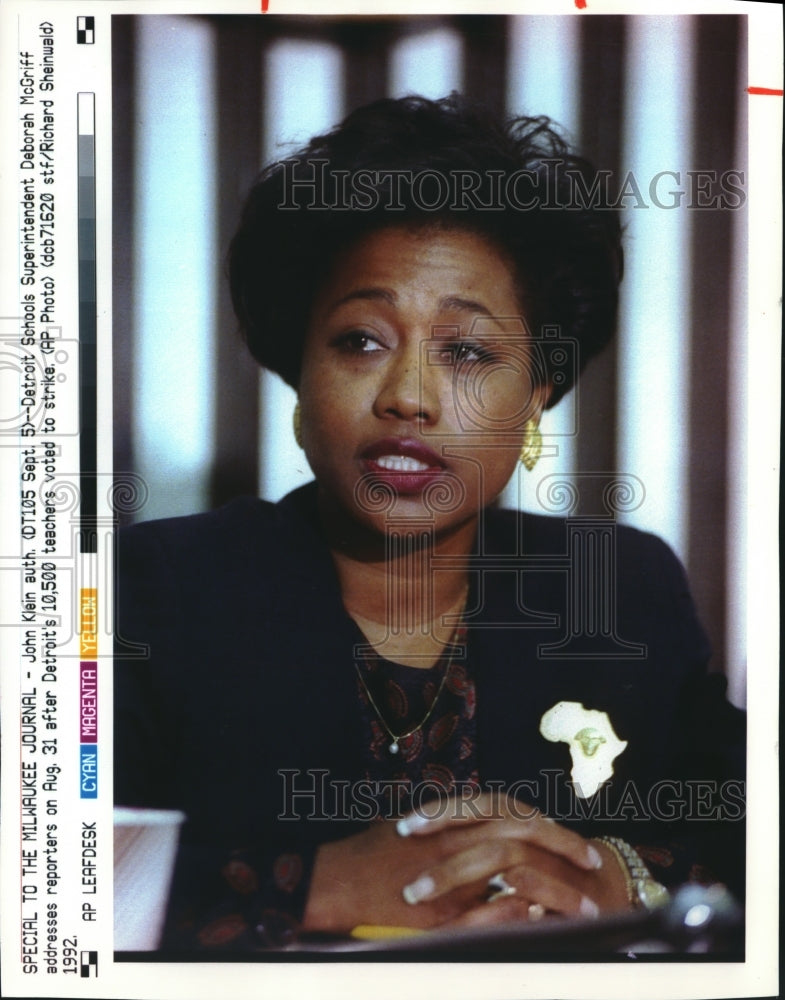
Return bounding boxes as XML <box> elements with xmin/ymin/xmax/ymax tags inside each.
<box><xmin>539</xmin><ymin>702</ymin><xmax>627</xmax><ymax>798</ymax></box>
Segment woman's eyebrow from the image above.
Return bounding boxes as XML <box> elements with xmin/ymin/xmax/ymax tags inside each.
<box><xmin>329</xmin><ymin>287</ymin><xmax>396</xmax><ymax>311</ymax></box>
<box><xmin>438</xmin><ymin>295</ymin><xmax>493</xmax><ymax>318</ymax></box>
<box><xmin>325</xmin><ymin>289</ymin><xmax>502</xmax><ymax>327</ymax></box>
<box><xmin>438</xmin><ymin>297</ymin><xmax>522</xmax><ymax>335</ymax></box>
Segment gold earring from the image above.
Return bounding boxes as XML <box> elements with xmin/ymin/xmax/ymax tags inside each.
<box><xmin>293</xmin><ymin>401</ymin><xmax>303</xmax><ymax>448</ymax></box>
<box><xmin>520</xmin><ymin>419</ymin><xmax>542</xmax><ymax>471</ymax></box>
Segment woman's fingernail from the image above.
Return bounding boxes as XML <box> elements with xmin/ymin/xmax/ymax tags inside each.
<box><xmin>396</xmin><ymin>813</ymin><xmax>430</xmax><ymax>838</ymax></box>
<box><xmin>587</xmin><ymin>845</ymin><xmax>603</xmax><ymax>870</ymax></box>
<box><xmin>580</xmin><ymin>896</ymin><xmax>600</xmax><ymax>919</ymax></box>
<box><xmin>402</xmin><ymin>875</ymin><xmax>435</xmax><ymax>905</ymax></box>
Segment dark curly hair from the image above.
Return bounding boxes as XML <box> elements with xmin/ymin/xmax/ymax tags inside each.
<box><xmin>228</xmin><ymin>94</ymin><xmax>623</xmax><ymax>408</ymax></box>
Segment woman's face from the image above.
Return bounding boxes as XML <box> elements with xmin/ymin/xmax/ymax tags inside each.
<box><xmin>298</xmin><ymin>225</ymin><xmax>549</xmax><ymax>541</ymax></box>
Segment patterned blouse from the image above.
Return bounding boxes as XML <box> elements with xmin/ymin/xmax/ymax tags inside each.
<box><xmin>354</xmin><ymin>623</ymin><xmax>480</xmax><ymax>817</ymax></box>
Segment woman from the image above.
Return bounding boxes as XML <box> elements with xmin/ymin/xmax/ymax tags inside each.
<box><xmin>115</xmin><ymin>95</ymin><xmax>745</xmax><ymax>950</ymax></box>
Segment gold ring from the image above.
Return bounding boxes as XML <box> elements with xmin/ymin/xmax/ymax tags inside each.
<box><xmin>486</xmin><ymin>872</ymin><xmax>517</xmax><ymax>904</ymax></box>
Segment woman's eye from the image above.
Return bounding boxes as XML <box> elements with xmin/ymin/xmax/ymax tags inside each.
<box><xmin>336</xmin><ymin>331</ymin><xmax>384</xmax><ymax>354</ymax></box>
<box><xmin>441</xmin><ymin>342</ymin><xmax>495</xmax><ymax>364</ymax></box>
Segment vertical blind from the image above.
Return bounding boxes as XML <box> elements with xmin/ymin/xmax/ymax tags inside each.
<box><xmin>113</xmin><ymin>14</ymin><xmax>747</xmax><ymax>705</ymax></box>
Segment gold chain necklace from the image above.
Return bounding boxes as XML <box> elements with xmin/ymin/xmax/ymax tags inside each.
<box><xmin>354</xmin><ymin>628</ymin><xmax>459</xmax><ymax>755</ymax></box>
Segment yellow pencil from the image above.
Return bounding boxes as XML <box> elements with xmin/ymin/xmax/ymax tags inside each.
<box><xmin>350</xmin><ymin>925</ymin><xmax>424</xmax><ymax>940</ymax></box>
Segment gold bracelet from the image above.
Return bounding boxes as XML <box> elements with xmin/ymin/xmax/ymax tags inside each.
<box><xmin>594</xmin><ymin>837</ymin><xmax>636</xmax><ymax>906</ymax></box>
<box><xmin>593</xmin><ymin>836</ymin><xmax>670</xmax><ymax>911</ymax></box>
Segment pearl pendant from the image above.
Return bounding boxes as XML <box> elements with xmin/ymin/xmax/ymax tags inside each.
<box><xmin>389</xmin><ymin>741</ymin><xmax>399</xmax><ymax>754</ymax></box>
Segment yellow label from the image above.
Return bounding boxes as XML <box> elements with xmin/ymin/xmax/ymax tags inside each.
<box><xmin>79</xmin><ymin>588</ymin><xmax>98</xmax><ymax>657</ymax></box>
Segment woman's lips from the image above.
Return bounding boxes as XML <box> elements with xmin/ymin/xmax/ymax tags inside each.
<box><xmin>360</xmin><ymin>437</ymin><xmax>446</xmax><ymax>494</ymax></box>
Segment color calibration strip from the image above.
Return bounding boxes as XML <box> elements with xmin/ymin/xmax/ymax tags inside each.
<box><xmin>77</xmin><ymin>93</ymin><xmax>97</xmax><ymax>554</ymax></box>
<box><xmin>77</xmin><ymin>95</ymin><xmax>99</xmax><ymax>796</ymax></box>
<box><xmin>79</xmin><ymin>590</ymin><xmax>98</xmax><ymax>798</ymax></box>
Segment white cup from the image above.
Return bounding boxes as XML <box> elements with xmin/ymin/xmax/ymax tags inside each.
<box><xmin>114</xmin><ymin>806</ymin><xmax>185</xmax><ymax>950</ymax></box>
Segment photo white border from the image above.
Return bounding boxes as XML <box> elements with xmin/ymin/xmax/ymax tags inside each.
<box><xmin>0</xmin><ymin>2</ymin><xmax>780</xmax><ymax>998</ymax></box>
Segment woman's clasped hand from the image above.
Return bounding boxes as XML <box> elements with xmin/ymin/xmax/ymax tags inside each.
<box><xmin>303</xmin><ymin>792</ymin><xmax>630</xmax><ymax>932</ymax></box>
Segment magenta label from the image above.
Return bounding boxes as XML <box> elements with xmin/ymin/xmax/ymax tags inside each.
<box><xmin>80</xmin><ymin>662</ymin><xmax>98</xmax><ymax>742</ymax></box>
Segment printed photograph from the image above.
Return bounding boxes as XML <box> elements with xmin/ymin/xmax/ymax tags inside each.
<box><xmin>111</xmin><ymin>12</ymin><xmax>749</xmax><ymax>960</ymax></box>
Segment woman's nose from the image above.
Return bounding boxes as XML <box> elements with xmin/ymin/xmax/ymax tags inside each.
<box><xmin>372</xmin><ymin>341</ymin><xmax>441</xmax><ymax>424</ymax></box>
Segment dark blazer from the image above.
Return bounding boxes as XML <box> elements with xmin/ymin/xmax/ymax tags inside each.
<box><xmin>114</xmin><ymin>484</ymin><xmax>745</xmax><ymax>948</ymax></box>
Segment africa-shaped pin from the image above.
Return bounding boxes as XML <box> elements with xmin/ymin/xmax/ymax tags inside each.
<box><xmin>540</xmin><ymin>701</ymin><xmax>628</xmax><ymax>798</ymax></box>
